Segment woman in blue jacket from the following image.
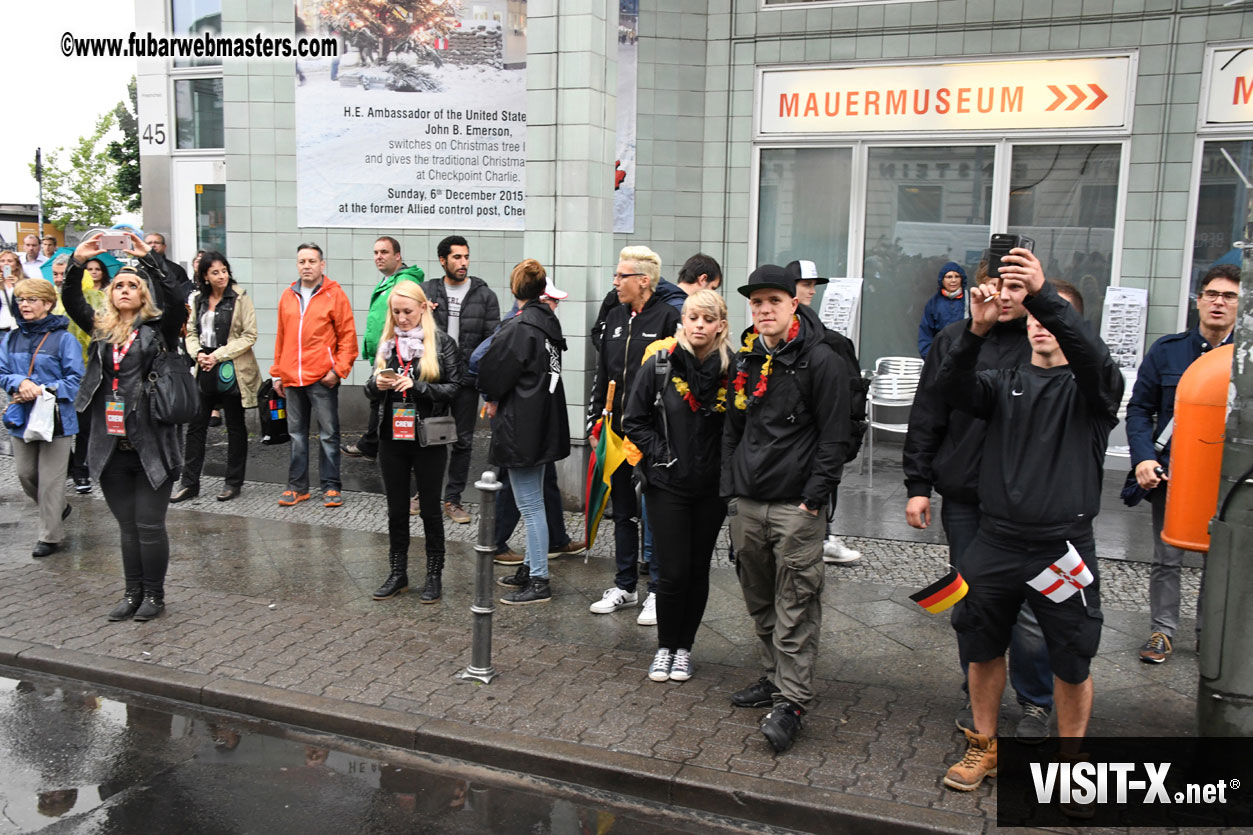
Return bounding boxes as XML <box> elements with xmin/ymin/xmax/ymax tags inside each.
<box><xmin>918</xmin><ymin>261</ymin><xmax>968</xmax><ymax>359</ymax></box>
<box><xmin>0</xmin><ymin>278</ymin><xmax>84</xmax><ymax>557</ymax></box>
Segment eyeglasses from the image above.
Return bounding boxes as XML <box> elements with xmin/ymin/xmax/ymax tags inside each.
<box><xmin>14</xmin><ymin>297</ymin><xmax>44</xmax><ymax>304</ymax></box>
<box><xmin>1200</xmin><ymin>290</ymin><xmax>1240</xmax><ymax>303</ymax></box>
<box><xmin>612</xmin><ymin>272</ymin><xmax>645</xmax><ymax>281</ymax></box>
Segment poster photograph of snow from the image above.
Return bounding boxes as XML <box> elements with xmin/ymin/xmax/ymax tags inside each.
<box><xmin>295</xmin><ymin>0</ymin><xmax>528</xmax><ymax>230</ymax></box>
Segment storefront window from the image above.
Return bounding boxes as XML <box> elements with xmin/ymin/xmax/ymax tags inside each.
<box><xmin>175</xmin><ymin>78</ymin><xmax>224</xmax><ymax>149</ymax></box>
<box><xmin>757</xmin><ymin>147</ymin><xmax>852</xmax><ymax>278</ymax></box>
<box><xmin>171</xmin><ymin>0</ymin><xmax>221</xmax><ymax>68</ymax></box>
<box><xmin>1006</xmin><ymin>144</ymin><xmax>1121</xmax><ymax>328</ymax></box>
<box><xmin>861</xmin><ymin>146</ymin><xmax>992</xmax><ymax>365</ymax></box>
<box><xmin>1188</xmin><ymin>140</ymin><xmax>1251</xmax><ymax>328</ymax></box>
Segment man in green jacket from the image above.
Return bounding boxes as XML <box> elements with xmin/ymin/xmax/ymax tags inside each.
<box><xmin>342</xmin><ymin>236</ymin><xmax>423</xmax><ymax>460</ymax></box>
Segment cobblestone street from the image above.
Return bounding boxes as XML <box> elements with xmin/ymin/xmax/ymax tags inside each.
<box><xmin>0</xmin><ymin>453</ymin><xmax>1202</xmax><ymax>832</ymax></box>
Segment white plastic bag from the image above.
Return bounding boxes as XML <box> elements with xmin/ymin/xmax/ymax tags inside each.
<box><xmin>24</xmin><ymin>390</ymin><xmax>55</xmax><ymax>443</ymax></box>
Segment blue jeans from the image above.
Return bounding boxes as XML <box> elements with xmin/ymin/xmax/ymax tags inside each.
<box><xmin>942</xmin><ymin>498</ymin><xmax>1054</xmax><ymax>711</ymax></box>
<box><xmin>285</xmin><ymin>382</ymin><xmax>341</xmax><ymax>493</ymax></box>
<box><xmin>640</xmin><ymin>498</ymin><xmax>660</xmax><ymax>594</ymax></box>
<box><xmin>495</xmin><ymin>462</ymin><xmax>571</xmax><ymax>552</ymax></box>
<box><xmin>509</xmin><ymin>465</ymin><xmax>548</xmax><ymax>579</ymax></box>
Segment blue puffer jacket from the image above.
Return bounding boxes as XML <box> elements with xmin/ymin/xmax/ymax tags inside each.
<box><xmin>0</xmin><ymin>314</ymin><xmax>84</xmax><ymax>437</ymax></box>
<box><xmin>917</xmin><ymin>261</ymin><xmax>968</xmax><ymax>359</ymax></box>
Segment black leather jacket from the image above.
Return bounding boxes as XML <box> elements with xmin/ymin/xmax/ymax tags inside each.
<box><xmin>62</xmin><ymin>253</ymin><xmax>193</xmax><ymax>489</ymax></box>
<box><xmin>364</xmin><ymin>329</ymin><xmax>465</xmax><ymax>439</ymax></box>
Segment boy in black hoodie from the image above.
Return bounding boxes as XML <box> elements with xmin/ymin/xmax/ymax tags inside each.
<box><xmin>937</xmin><ymin>248</ymin><xmax>1122</xmax><ymax>792</ymax></box>
<box><xmin>721</xmin><ymin>265</ymin><xmax>850</xmax><ymax>754</ymax></box>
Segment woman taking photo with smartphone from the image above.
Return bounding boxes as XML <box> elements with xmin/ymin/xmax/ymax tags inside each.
<box><xmin>0</xmin><ymin>278</ymin><xmax>84</xmax><ymax>557</ymax></box>
<box><xmin>62</xmin><ymin>231</ymin><xmax>194</xmax><ymax>623</ymax></box>
<box><xmin>367</xmin><ymin>281</ymin><xmax>464</xmax><ymax>604</ymax></box>
<box><xmin>171</xmin><ymin>252</ymin><xmax>260</xmax><ymax>502</ymax></box>
<box><xmin>623</xmin><ymin>289</ymin><xmax>732</xmax><ymax>683</ymax></box>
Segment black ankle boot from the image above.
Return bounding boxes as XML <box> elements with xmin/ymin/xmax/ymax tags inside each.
<box><xmin>497</xmin><ymin>563</ymin><xmax>530</xmax><ymax>589</ymax></box>
<box><xmin>108</xmin><ymin>586</ymin><xmax>143</xmax><ymax>622</ymax></box>
<box><xmin>419</xmin><ymin>552</ymin><xmax>444</xmax><ymax>603</ymax></box>
<box><xmin>133</xmin><ymin>593</ymin><xmax>165</xmax><ymax>622</ymax></box>
<box><xmin>372</xmin><ymin>552</ymin><xmax>409</xmax><ymax>600</ymax></box>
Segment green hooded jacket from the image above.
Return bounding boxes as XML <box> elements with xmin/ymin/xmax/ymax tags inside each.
<box><xmin>363</xmin><ymin>263</ymin><xmax>424</xmax><ymax>361</ymax></box>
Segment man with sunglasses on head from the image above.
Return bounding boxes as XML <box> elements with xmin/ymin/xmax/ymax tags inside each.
<box><xmin>1126</xmin><ymin>263</ymin><xmax>1240</xmax><ymax>665</ymax></box>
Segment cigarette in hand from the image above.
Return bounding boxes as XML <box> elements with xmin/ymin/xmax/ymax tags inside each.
<box><xmin>980</xmin><ymin>291</ymin><xmax>999</xmax><ymax>301</ymax></box>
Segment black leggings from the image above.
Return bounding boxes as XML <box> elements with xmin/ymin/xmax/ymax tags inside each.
<box><xmin>646</xmin><ymin>487</ymin><xmax>726</xmax><ymax>652</ymax></box>
<box><xmin>181</xmin><ymin>390</ymin><xmax>247</xmax><ymax>490</ymax></box>
<box><xmin>99</xmin><ymin>449</ymin><xmax>175</xmax><ymax>596</ymax></box>
<box><xmin>378</xmin><ymin>435</ymin><xmax>447</xmax><ymax>558</ymax></box>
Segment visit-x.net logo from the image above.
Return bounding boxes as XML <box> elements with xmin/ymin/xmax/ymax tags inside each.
<box><xmin>997</xmin><ymin>737</ymin><xmax>1251</xmax><ymax>827</ymax></box>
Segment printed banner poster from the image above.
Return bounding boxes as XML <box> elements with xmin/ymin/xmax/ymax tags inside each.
<box><xmin>614</xmin><ymin>0</ymin><xmax>638</xmax><ymax>234</ymax></box>
<box><xmin>295</xmin><ymin>0</ymin><xmax>527</xmax><ymax>230</ymax></box>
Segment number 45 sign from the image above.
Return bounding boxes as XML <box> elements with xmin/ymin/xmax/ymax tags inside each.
<box><xmin>137</xmin><ymin>75</ymin><xmax>170</xmax><ymax>157</ymax></box>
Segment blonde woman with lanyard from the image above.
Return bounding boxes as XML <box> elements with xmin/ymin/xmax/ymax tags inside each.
<box><xmin>366</xmin><ymin>281</ymin><xmax>465</xmax><ymax>603</ymax></box>
<box><xmin>62</xmin><ymin>231</ymin><xmax>193</xmax><ymax>622</ymax></box>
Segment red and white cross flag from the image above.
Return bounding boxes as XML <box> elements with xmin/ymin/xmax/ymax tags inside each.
<box><xmin>432</xmin><ymin>37</ymin><xmax>448</xmax><ymax>49</ymax></box>
<box><xmin>1026</xmin><ymin>541</ymin><xmax>1094</xmax><ymax>604</ymax></box>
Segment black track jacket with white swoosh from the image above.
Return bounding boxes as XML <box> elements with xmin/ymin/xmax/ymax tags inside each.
<box><xmin>937</xmin><ymin>282</ymin><xmax>1124</xmax><ymax>540</ymax></box>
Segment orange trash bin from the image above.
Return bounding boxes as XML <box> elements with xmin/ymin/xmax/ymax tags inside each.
<box><xmin>1161</xmin><ymin>343</ymin><xmax>1233</xmax><ymax>552</ymax></box>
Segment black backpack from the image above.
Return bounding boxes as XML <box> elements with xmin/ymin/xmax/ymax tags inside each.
<box><xmin>822</xmin><ymin>329</ymin><xmax>869</xmax><ymax>462</ymax></box>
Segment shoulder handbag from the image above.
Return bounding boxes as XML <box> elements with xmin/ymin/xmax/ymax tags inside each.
<box><xmin>147</xmin><ymin>329</ymin><xmax>202</xmax><ymax>425</ymax></box>
<box><xmin>416</xmin><ymin>412</ymin><xmax>457</xmax><ymax>447</ymax></box>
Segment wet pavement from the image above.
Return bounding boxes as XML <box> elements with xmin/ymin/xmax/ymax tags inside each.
<box><xmin>0</xmin><ymin>673</ymin><xmax>791</xmax><ymax>834</ymax></box>
<box><xmin>0</xmin><ymin>444</ymin><xmax>1204</xmax><ymax>833</ymax></box>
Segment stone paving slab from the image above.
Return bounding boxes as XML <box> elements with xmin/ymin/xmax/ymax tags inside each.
<box><xmin>0</xmin><ymin>456</ymin><xmax>1203</xmax><ymax>833</ymax></box>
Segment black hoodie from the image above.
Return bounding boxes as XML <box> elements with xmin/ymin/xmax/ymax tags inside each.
<box><xmin>478</xmin><ymin>300</ymin><xmax>570</xmax><ymax>469</ymax></box>
<box><xmin>589</xmin><ymin>292</ymin><xmax>682</xmax><ymax>434</ymax></box>
<box><xmin>937</xmin><ymin>281</ymin><xmax>1123</xmax><ymax>540</ymax></box>
<box><xmin>720</xmin><ymin>307</ymin><xmax>850</xmax><ymax>508</ymax></box>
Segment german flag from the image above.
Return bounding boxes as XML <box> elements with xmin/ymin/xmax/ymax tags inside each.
<box><xmin>909</xmin><ymin>567</ymin><xmax>968</xmax><ymax>614</ymax></box>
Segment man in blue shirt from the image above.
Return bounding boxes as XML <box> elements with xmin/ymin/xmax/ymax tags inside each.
<box><xmin>1125</xmin><ymin>264</ymin><xmax>1239</xmax><ymax>664</ymax></box>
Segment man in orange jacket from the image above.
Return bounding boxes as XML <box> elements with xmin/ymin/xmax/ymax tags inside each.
<box><xmin>271</xmin><ymin>243</ymin><xmax>359</xmax><ymax>508</ymax></box>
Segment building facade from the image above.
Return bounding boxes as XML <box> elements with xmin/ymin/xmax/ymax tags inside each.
<box><xmin>137</xmin><ymin>0</ymin><xmax>1253</xmax><ymax>457</ymax></box>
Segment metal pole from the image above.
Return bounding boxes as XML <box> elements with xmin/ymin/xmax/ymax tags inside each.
<box><xmin>1197</xmin><ymin>158</ymin><xmax>1253</xmax><ymax>736</ymax></box>
<box><xmin>459</xmin><ymin>470</ymin><xmax>502</xmax><ymax>684</ymax></box>
<box><xmin>35</xmin><ymin>148</ymin><xmax>44</xmax><ymax>239</ymax></box>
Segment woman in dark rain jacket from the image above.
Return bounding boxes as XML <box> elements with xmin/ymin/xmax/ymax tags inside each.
<box><xmin>623</xmin><ymin>289</ymin><xmax>732</xmax><ymax>685</ymax></box>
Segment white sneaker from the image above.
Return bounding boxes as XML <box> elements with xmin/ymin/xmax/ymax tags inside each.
<box><xmin>822</xmin><ymin>536</ymin><xmax>861</xmax><ymax>564</ymax></box>
<box><xmin>589</xmin><ymin>586</ymin><xmax>638</xmax><ymax>614</ymax></box>
<box><xmin>669</xmin><ymin>648</ymin><xmax>693</xmax><ymax>681</ymax></box>
<box><xmin>648</xmin><ymin>648</ymin><xmax>672</xmax><ymax>682</ymax></box>
<box><xmin>637</xmin><ymin>592</ymin><xmax>657</xmax><ymax>625</ymax></box>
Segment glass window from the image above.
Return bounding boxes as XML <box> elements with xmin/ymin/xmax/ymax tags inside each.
<box><xmin>861</xmin><ymin>146</ymin><xmax>993</xmax><ymax>364</ymax></box>
<box><xmin>1188</xmin><ymin>140</ymin><xmax>1251</xmax><ymax>328</ymax></box>
<box><xmin>196</xmin><ymin>184</ymin><xmax>226</xmax><ymax>254</ymax></box>
<box><xmin>174</xmin><ymin>78</ymin><xmax>224</xmax><ymax>149</ymax></box>
<box><xmin>756</xmin><ymin>147</ymin><xmax>853</xmax><ymax>279</ymax></box>
<box><xmin>1006</xmin><ymin>144</ymin><xmax>1122</xmax><ymax>328</ymax></box>
<box><xmin>171</xmin><ymin>0</ymin><xmax>221</xmax><ymax>68</ymax></box>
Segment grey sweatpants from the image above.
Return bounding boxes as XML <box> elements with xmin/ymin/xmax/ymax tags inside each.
<box><xmin>12</xmin><ymin>435</ymin><xmax>72</xmax><ymax>544</ymax></box>
<box><xmin>729</xmin><ymin>496</ymin><xmax>827</xmax><ymax>708</ymax></box>
<box><xmin>1149</xmin><ymin>488</ymin><xmax>1205</xmax><ymax>638</ymax></box>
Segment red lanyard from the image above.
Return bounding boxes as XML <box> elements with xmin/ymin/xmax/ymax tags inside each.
<box><xmin>111</xmin><ymin>329</ymin><xmax>139</xmax><ymax>393</ymax></box>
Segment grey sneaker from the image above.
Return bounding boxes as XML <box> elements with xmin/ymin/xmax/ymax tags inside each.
<box><xmin>955</xmin><ymin>700</ymin><xmax>974</xmax><ymax>734</ymax></box>
<box><xmin>1015</xmin><ymin>703</ymin><xmax>1050</xmax><ymax>745</ymax></box>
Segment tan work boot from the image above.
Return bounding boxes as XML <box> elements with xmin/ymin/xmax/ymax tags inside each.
<box><xmin>943</xmin><ymin>728</ymin><xmax>998</xmax><ymax>791</ymax></box>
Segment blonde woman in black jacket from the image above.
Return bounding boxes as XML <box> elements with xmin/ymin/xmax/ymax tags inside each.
<box><xmin>623</xmin><ymin>289</ymin><xmax>732</xmax><ymax>683</ymax></box>
<box><xmin>366</xmin><ymin>280</ymin><xmax>464</xmax><ymax>603</ymax></box>
<box><xmin>62</xmin><ymin>232</ymin><xmax>193</xmax><ymax>623</ymax></box>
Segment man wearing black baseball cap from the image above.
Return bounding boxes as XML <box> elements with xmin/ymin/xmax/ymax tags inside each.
<box><xmin>721</xmin><ymin>264</ymin><xmax>851</xmax><ymax>753</ymax></box>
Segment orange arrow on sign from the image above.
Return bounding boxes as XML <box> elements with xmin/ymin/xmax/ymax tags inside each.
<box><xmin>1086</xmin><ymin>83</ymin><xmax>1108</xmax><ymax>110</ymax></box>
<box><xmin>1066</xmin><ymin>84</ymin><xmax>1087</xmax><ymax>110</ymax></box>
<box><xmin>1046</xmin><ymin>84</ymin><xmax>1066</xmax><ymax>111</ymax></box>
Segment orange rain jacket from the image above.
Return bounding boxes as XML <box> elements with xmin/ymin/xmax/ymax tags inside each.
<box><xmin>270</xmin><ymin>276</ymin><xmax>359</xmax><ymax>387</ymax></box>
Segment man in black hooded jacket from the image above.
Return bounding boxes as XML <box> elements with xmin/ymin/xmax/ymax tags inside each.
<box><xmin>721</xmin><ymin>264</ymin><xmax>850</xmax><ymax>754</ymax></box>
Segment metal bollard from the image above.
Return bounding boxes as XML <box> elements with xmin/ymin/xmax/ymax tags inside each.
<box><xmin>459</xmin><ymin>470</ymin><xmax>502</xmax><ymax>684</ymax></box>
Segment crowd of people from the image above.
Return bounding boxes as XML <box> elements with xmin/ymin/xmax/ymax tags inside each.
<box><xmin>0</xmin><ymin>227</ymin><xmax>1238</xmax><ymax>787</ymax></box>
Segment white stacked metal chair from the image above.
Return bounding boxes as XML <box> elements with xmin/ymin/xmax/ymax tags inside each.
<box><xmin>861</xmin><ymin>356</ymin><xmax>925</xmax><ymax>488</ymax></box>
